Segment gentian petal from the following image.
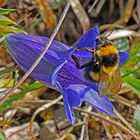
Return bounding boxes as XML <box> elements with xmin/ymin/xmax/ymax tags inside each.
<box><xmin>73</xmin><ymin>50</ymin><xmax>93</xmax><ymax>66</ymax></box>
<box><xmin>75</xmin><ymin>26</ymin><xmax>100</xmax><ymax>49</ymax></box>
<box><xmin>11</xmin><ymin>33</ymin><xmax>75</xmax><ymax>58</ymax></box>
<box><xmin>55</xmin><ymin>82</ymin><xmax>77</xmax><ymax>125</ymax></box>
<box><xmin>55</xmin><ymin>60</ymin><xmax>114</xmax><ymax>124</ymax></box>
<box><xmin>119</xmin><ymin>51</ymin><xmax>129</xmax><ymax>65</ymax></box>
<box><xmin>66</xmin><ymin>89</ymin><xmax>81</xmax><ymax>107</ymax></box>
<box><xmin>63</xmin><ymin>93</ymin><xmax>75</xmax><ymax>125</ymax></box>
<box><xmin>6</xmin><ymin>33</ymin><xmax>75</xmax><ymax>85</ymax></box>
<box><xmin>74</xmin><ymin>50</ymin><xmax>92</xmax><ymax>58</ymax></box>
<box><xmin>80</xmin><ymin>87</ymin><xmax>114</xmax><ymax>114</ymax></box>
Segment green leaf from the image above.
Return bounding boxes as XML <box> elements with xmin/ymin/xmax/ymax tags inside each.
<box><xmin>0</xmin><ymin>82</ymin><xmax>44</xmax><ymax>111</ymax></box>
<box><xmin>0</xmin><ymin>16</ymin><xmax>25</xmax><ymax>36</ymax></box>
<box><xmin>130</xmin><ymin>41</ymin><xmax>140</xmax><ymax>55</ymax></box>
<box><xmin>0</xmin><ymin>25</ymin><xmax>25</xmax><ymax>36</ymax></box>
<box><xmin>0</xmin><ymin>16</ymin><xmax>16</xmax><ymax>26</ymax></box>
<box><xmin>123</xmin><ymin>77</ymin><xmax>140</xmax><ymax>95</ymax></box>
<box><xmin>0</xmin><ymin>36</ymin><xmax>6</xmax><ymax>43</ymax></box>
<box><xmin>0</xmin><ymin>8</ymin><xmax>15</xmax><ymax>15</ymax></box>
<box><xmin>0</xmin><ymin>66</ymin><xmax>17</xmax><ymax>79</ymax></box>
<box><xmin>0</xmin><ymin>132</ymin><xmax>6</xmax><ymax>140</ymax></box>
<box><xmin>121</xmin><ymin>65</ymin><xmax>140</xmax><ymax>78</ymax></box>
<box><xmin>133</xmin><ymin>106</ymin><xmax>140</xmax><ymax>133</ymax></box>
<box><xmin>13</xmin><ymin>70</ymin><xmax>19</xmax><ymax>85</ymax></box>
<box><xmin>121</xmin><ymin>41</ymin><xmax>140</xmax><ymax>78</ymax></box>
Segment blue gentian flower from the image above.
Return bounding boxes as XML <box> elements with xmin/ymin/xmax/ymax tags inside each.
<box><xmin>6</xmin><ymin>26</ymin><xmax>129</xmax><ymax>124</ymax></box>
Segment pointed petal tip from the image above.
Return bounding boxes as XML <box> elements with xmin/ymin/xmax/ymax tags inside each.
<box><xmin>56</xmin><ymin>82</ymin><xmax>77</xmax><ymax>125</ymax></box>
<box><xmin>64</xmin><ymin>106</ymin><xmax>76</xmax><ymax>125</ymax></box>
<box><xmin>68</xmin><ymin>116</ymin><xmax>75</xmax><ymax>125</ymax></box>
<box><xmin>98</xmin><ymin>96</ymin><xmax>114</xmax><ymax>115</ymax></box>
<box><xmin>119</xmin><ymin>51</ymin><xmax>129</xmax><ymax>65</ymax></box>
<box><xmin>88</xmin><ymin>99</ymin><xmax>114</xmax><ymax>115</ymax></box>
<box><xmin>82</xmin><ymin>88</ymin><xmax>114</xmax><ymax>115</ymax></box>
<box><xmin>75</xmin><ymin>25</ymin><xmax>100</xmax><ymax>49</ymax></box>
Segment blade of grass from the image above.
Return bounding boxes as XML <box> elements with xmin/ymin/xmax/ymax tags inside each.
<box><xmin>0</xmin><ymin>82</ymin><xmax>44</xmax><ymax>111</ymax></box>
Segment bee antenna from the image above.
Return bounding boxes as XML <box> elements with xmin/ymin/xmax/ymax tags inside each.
<box><xmin>105</xmin><ymin>29</ymin><xmax>114</xmax><ymax>38</ymax></box>
<box><xmin>104</xmin><ymin>25</ymin><xmax>126</xmax><ymax>38</ymax></box>
<box><xmin>102</xmin><ymin>26</ymin><xmax>117</xmax><ymax>39</ymax></box>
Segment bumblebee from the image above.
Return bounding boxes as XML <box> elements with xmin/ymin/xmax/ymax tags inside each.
<box><xmin>72</xmin><ymin>37</ymin><xmax>122</xmax><ymax>97</ymax></box>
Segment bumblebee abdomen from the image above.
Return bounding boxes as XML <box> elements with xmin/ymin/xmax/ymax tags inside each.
<box><xmin>102</xmin><ymin>54</ymin><xmax>118</xmax><ymax>67</ymax></box>
<box><xmin>89</xmin><ymin>71</ymin><xmax>99</xmax><ymax>81</ymax></box>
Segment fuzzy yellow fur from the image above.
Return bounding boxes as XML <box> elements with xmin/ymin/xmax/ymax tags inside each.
<box><xmin>96</xmin><ymin>45</ymin><xmax>118</xmax><ymax>57</ymax></box>
<box><xmin>89</xmin><ymin>71</ymin><xmax>99</xmax><ymax>81</ymax></box>
<box><xmin>103</xmin><ymin>65</ymin><xmax>117</xmax><ymax>74</ymax></box>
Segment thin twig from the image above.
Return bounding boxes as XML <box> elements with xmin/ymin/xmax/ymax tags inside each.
<box><xmin>0</xmin><ymin>0</ymin><xmax>72</xmax><ymax>105</ymax></box>
<box><xmin>29</xmin><ymin>95</ymin><xmax>63</xmax><ymax>140</ymax></box>
<box><xmin>23</xmin><ymin>100</ymin><xmax>138</xmax><ymax>140</ymax></box>
<box><xmin>88</xmin><ymin>0</ymin><xmax>98</xmax><ymax>13</ymax></box>
<box><xmin>59</xmin><ymin>122</ymin><xmax>84</xmax><ymax>140</ymax></box>
<box><xmin>114</xmin><ymin>127</ymin><xmax>125</xmax><ymax>140</ymax></box>
<box><xmin>114</xmin><ymin>108</ymin><xmax>138</xmax><ymax>135</ymax></box>
<box><xmin>111</xmin><ymin>95</ymin><xmax>136</xmax><ymax>109</ymax></box>
<box><xmin>76</xmin><ymin>108</ymin><xmax>138</xmax><ymax>140</ymax></box>
<box><xmin>79</xmin><ymin>106</ymin><xmax>91</xmax><ymax>140</ymax></box>
<box><xmin>102</xmin><ymin>121</ymin><xmax>112</xmax><ymax>140</ymax></box>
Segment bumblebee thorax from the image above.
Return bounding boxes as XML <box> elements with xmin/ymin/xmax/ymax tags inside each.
<box><xmin>96</xmin><ymin>45</ymin><xmax>118</xmax><ymax>57</ymax></box>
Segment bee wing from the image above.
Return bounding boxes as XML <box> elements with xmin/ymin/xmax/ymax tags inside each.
<box><xmin>98</xmin><ymin>66</ymin><xmax>122</xmax><ymax>97</ymax></box>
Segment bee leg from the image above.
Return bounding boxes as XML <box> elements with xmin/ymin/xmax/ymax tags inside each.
<box><xmin>80</xmin><ymin>62</ymin><xmax>93</xmax><ymax>69</ymax></box>
<box><xmin>72</xmin><ymin>54</ymin><xmax>92</xmax><ymax>69</ymax></box>
<box><xmin>71</xmin><ymin>54</ymin><xmax>81</xmax><ymax>69</ymax></box>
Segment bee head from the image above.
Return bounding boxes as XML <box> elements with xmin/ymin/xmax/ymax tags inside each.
<box><xmin>96</xmin><ymin>37</ymin><xmax>113</xmax><ymax>50</ymax></box>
